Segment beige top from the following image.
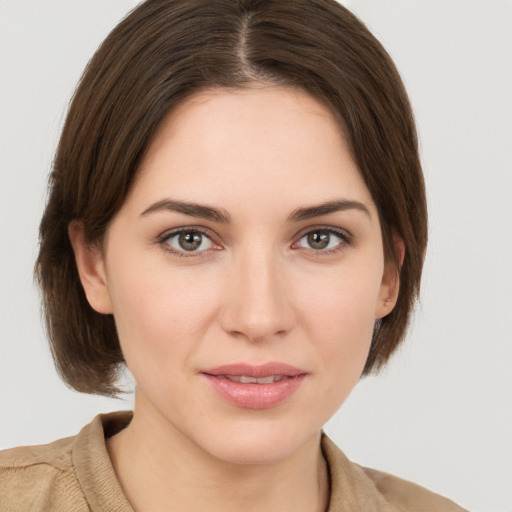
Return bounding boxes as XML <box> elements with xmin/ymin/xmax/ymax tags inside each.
<box><xmin>0</xmin><ymin>411</ymin><xmax>467</xmax><ymax>512</ymax></box>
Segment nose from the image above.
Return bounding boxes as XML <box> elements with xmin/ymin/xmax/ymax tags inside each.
<box><xmin>219</xmin><ymin>246</ymin><xmax>294</xmax><ymax>343</ymax></box>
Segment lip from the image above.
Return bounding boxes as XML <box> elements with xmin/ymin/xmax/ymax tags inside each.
<box><xmin>201</xmin><ymin>363</ymin><xmax>307</xmax><ymax>410</ymax></box>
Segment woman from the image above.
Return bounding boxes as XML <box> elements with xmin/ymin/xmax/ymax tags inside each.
<box><xmin>0</xmin><ymin>0</ymin><xmax>467</xmax><ymax>510</ymax></box>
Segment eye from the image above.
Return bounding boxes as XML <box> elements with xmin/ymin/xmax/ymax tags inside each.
<box><xmin>295</xmin><ymin>228</ymin><xmax>348</xmax><ymax>252</ymax></box>
<box><xmin>162</xmin><ymin>229</ymin><xmax>214</xmax><ymax>254</ymax></box>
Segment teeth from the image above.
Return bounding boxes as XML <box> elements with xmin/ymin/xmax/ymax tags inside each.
<box><xmin>225</xmin><ymin>375</ymin><xmax>285</xmax><ymax>384</ymax></box>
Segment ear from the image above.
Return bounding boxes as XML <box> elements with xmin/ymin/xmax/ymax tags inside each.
<box><xmin>68</xmin><ymin>220</ymin><xmax>113</xmax><ymax>314</ymax></box>
<box><xmin>375</xmin><ymin>236</ymin><xmax>405</xmax><ymax>319</ymax></box>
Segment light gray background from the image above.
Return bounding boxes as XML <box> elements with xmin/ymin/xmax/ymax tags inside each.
<box><xmin>1</xmin><ymin>1</ymin><xmax>511</xmax><ymax>511</ymax></box>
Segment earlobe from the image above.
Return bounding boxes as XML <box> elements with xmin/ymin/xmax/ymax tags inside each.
<box><xmin>375</xmin><ymin>236</ymin><xmax>405</xmax><ymax>319</ymax></box>
<box><xmin>68</xmin><ymin>221</ymin><xmax>113</xmax><ymax>314</ymax></box>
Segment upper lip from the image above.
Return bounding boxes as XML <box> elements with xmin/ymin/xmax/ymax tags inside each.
<box><xmin>202</xmin><ymin>363</ymin><xmax>307</xmax><ymax>378</ymax></box>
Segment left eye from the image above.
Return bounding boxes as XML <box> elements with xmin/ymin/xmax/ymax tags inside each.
<box><xmin>164</xmin><ymin>230</ymin><xmax>213</xmax><ymax>253</ymax></box>
<box><xmin>296</xmin><ymin>229</ymin><xmax>345</xmax><ymax>251</ymax></box>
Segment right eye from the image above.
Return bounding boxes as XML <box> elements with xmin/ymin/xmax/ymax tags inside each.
<box><xmin>161</xmin><ymin>229</ymin><xmax>215</xmax><ymax>255</ymax></box>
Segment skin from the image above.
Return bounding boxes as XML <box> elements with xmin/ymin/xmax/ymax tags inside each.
<box><xmin>70</xmin><ymin>86</ymin><xmax>400</xmax><ymax>512</ymax></box>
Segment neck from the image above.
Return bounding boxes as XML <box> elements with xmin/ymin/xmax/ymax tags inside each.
<box><xmin>107</xmin><ymin>394</ymin><xmax>329</xmax><ymax>512</ymax></box>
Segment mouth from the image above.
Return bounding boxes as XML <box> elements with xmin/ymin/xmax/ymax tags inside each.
<box><xmin>203</xmin><ymin>362</ymin><xmax>307</xmax><ymax>379</ymax></box>
<box><xmin>222</xmin><ymin>375</ymin><xmax>286</xmax><ymax>384</ymax></box>
<box><xmin>201</xmin><ymin>363</ymin><xmax>307</xmax><ymax>410</ymax></box>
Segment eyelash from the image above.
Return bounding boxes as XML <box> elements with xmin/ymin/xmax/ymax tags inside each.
<box><xmin>156</xmin><ymin>226</ymin><xmax>353</xmax><ymax>258</ymax></box>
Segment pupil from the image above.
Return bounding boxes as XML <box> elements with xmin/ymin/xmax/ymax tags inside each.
<box><xmin>179</xmin><ymin>232</ymin><xmax>202</xmax><ymax>251</ymax></box>
<box><xmin>308</xmin><ymin>231</ymin><xmax>329</xmax><ymax>249</ymax></box>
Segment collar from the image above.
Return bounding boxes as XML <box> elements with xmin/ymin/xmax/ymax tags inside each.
<box><xmin>72</xmin><ymin>412</ymin><xmax>393</xmax><ymax>512</ymax></box>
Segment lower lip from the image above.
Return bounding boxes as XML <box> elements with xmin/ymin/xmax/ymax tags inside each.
<box><xmin>203</xmin><ymin>374</ymin><xmax>306</xmax><ymax>410</ymax></box>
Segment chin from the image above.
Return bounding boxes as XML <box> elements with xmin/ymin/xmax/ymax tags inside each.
<box><xmin>207</xmin><ymin>438</ymin><xmax>299</xmax><ymax>466</ymax></box>
<box><xmin>191</xmin><ymin>418</ymin><xmax>319</xmax><ymax>466</ymax></box>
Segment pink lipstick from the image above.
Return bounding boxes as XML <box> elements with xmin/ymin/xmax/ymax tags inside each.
<box><xmin>202</xmin><ymin>363</ymin><xmax>307</xmax><ymax>410</ymax></box>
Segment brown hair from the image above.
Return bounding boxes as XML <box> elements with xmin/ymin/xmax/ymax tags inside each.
<box><xmin>36</xmin><ymin>0</ymin><xmax>427</xmax><ymax>395</ymax></box>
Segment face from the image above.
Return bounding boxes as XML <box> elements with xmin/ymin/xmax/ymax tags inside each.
<box><xmin>72</xmin><ymin>86</ymin><xmax>399</xmax><ymax>464</ymax></box>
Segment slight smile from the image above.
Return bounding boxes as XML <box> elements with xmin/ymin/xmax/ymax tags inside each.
<box><xmin>202</xmin><ymin>363</ymin><xmax>308</xmax><ymax>410</ymax></box>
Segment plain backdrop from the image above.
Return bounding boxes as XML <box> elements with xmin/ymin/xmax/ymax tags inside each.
<box><xmin>1</xmin><ymin>1</ymin><xmax>511</xmax><ymax>511</ymax></box>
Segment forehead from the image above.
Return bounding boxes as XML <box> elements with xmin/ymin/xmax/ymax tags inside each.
<box><xmin>129</xmin><ymin>86</ymin><xmax>374</xmax><ymax>215</ymax></box>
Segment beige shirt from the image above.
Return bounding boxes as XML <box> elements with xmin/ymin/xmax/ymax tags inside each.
<box><xmin>0</xmin><ymin>411</ymin><xmax>467</xmax><ymax>511</ymax></box>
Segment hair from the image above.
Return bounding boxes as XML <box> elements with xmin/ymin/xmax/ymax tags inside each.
<box><xmin>36</xmin><ymin>0</ymin><xmax>427</xmax><ymax>396</ymax></box>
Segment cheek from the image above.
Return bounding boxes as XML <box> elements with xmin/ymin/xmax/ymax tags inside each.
<box><xmin>295</xmin><ymin>260</ymin><xmax>383</xmax><ymax>370</ymax></box>
<box><xmin>299</xmin><ymin>260</ymin><xmax>382</xmax><ymax>331</ymax></box>
<box><xmin>107</xmin><ymin>265</ymin><xmax>219</xmax><ymax>374</ymax></box>
<box><xmin>280</xmin><ymin>261</ymin><xmax>383</xmax><ymax>427</ymax></box>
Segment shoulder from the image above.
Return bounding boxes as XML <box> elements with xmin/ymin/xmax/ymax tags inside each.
<box><xmin>0</xmin><ymin>435</ymin><xmax>88</xmax><ymax>511</ymax></box>
<box><xmin>321</xmin><ymin>434</ymin><xmax>468</xmax><ymax>512</ymax></box>
<box><xmin>359</xmin><ymin>465</ymin><xmax>468</xmax><ymax>512</ymax></box>
<box><xmin>0</xmin><ymin>411</ymin><xmax>133</xmax><ymax>512</ymax></box>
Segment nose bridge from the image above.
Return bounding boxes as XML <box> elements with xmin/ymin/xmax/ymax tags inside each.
<box><xmin>220</xmin><ymin>241</ymin><xmax>292</xmax><ymax>341</ymax></box>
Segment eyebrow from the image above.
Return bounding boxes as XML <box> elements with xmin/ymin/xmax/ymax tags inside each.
<box><xmin>140</xmin><ymin>198</ymin><xmax>370</xmax><ymax>224</ymax></box>
<box><xmin>141</xmin><ymin>199</ymin><xmax>231</xmax><ymax>223</ymax></box>
<box><xmin>287</xmin><ymin>199</ymin><xmax>371</xmax><ymax>222</ymax></box>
